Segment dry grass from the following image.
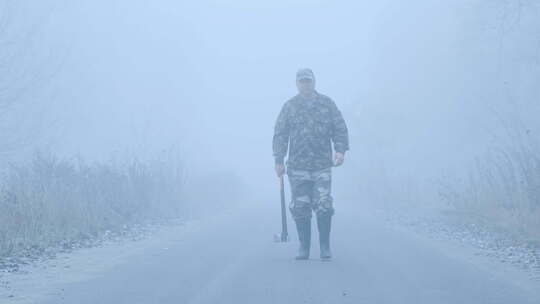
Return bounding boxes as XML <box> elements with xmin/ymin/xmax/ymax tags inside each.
<box><xmin>0</xmin><ymin>151</ymin><xmax>186</xmax><ymax>257</ymax></box>
<box><xmin>438</xmin><ymin>133</ymin><xmax>540</xmax><ymax>240</ymax></box>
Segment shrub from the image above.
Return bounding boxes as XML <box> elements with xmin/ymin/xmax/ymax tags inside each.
<box><xmin>0</xmin><ymin>151</ymin><xmax>186</xmax><ymax>257</ymax></box>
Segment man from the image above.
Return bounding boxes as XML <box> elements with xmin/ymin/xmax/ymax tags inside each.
<box><xmin>272</xmin><ymin>68</ymin><xmax>349</xmax><ymax>260</ymax></box>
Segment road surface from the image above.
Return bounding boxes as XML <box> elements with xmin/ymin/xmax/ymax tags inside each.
<box><xmin>7</xmin><ymin>202</ymin><xmax>540</xmax><ymax>304</ymax></box>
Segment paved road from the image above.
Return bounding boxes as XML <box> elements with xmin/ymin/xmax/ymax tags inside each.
<box><xmin>38</xmin><ymin>203</ymin><xmax>539</xmax><ymax>304</ymax></box>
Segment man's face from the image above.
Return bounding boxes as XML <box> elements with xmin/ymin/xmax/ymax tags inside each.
<box><xmin>296</xmin><ymin>78</ymin><xmax>315</xmax><ymax>94</ymax></box>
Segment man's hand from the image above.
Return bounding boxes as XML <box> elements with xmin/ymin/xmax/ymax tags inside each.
<box><xmin>334</xmin><ymin>152</ymin><xmax>345</xmax><ymax>167</ymax></box>
<box><xmin>275</xmin><ymin>164</ymin><xmax>285</xmax><ymax>178</ymax></box>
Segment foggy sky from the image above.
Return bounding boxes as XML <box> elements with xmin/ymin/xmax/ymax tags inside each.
<box><xmin>5</xmin><ymin>0</ymin><xmax>540</xmax><ymax>199</ymax></box>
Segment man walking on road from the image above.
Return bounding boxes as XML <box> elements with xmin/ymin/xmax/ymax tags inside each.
<box><xmin>272</xmin><ymin>68</ymin><xmax>349</xmax><ymax>260</ymax></box>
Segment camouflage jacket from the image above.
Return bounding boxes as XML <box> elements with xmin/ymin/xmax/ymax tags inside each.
<box><xmin>272</xmin><ymin>92</ymin><xmax>349</xmax><ymax>170</ymax></box>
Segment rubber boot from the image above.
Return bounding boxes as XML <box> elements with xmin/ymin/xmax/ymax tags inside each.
<box><xmin>317</xmin><ymin>215</ymin><xmax>332</xmax><ymax>260</ymax></box>
<box><xmin>294</xmin><ymin>217</ymin><xmax>311</xmax><ymax>260</ymax></box>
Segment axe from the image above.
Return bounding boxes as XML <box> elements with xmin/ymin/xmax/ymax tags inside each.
<box><xmin>274</xmin><ymin>174</ymin><xmax>289</xmax><ymax>242</ymax></box>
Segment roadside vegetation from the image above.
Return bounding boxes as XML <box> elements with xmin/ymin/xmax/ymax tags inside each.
<box><xmin>0</xmin><ymin>152</ymin><xmax>186</xmax><ymax>257</ymax></box>
<box><xmin>439</xmin><ymin>127</ymin><xmax>540</xmax><ymax>241</ymax></box>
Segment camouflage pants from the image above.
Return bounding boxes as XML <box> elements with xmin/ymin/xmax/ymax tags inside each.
<box><xmin>286</xmin><ymin>166</ymin><xmax>334</xmax><ymax>220</ymax></box>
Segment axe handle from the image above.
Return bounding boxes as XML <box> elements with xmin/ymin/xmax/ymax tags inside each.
<box><xmin>280</xmin><ymin>175</ymin><xmax>288</xmax><ymax>241</ymax></box>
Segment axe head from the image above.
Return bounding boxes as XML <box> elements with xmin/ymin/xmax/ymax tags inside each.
<box><xmin>273</xmin><ymin>233</ymin><xmax>289</xmax><ymax>243</ymax></box>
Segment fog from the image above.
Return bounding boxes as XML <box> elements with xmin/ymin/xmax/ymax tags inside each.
<box><xmin>10</xmin><ymin>1</ymin><xmax>536</xmax><ymax>192</ymax></box>
<box><xmin>2</xmin><ymin>0</ymin><xmax>540</xmax><ymax>302</ymax></box>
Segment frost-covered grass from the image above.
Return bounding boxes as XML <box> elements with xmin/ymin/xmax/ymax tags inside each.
<box><xmin>438</xmin><ymin>134</ymin><xmax>540</xmax><ymax>240</ymax></box>
<box><xmin>0</xmin><ymin>152</ymin><xmax>186</xmax><ymax>257</ymax></box>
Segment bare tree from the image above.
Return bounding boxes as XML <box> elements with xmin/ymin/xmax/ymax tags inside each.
<box><xmin>0</xmin><ymin>0</ymin><xmax>60</xmax><ymax>157</ymax></box>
